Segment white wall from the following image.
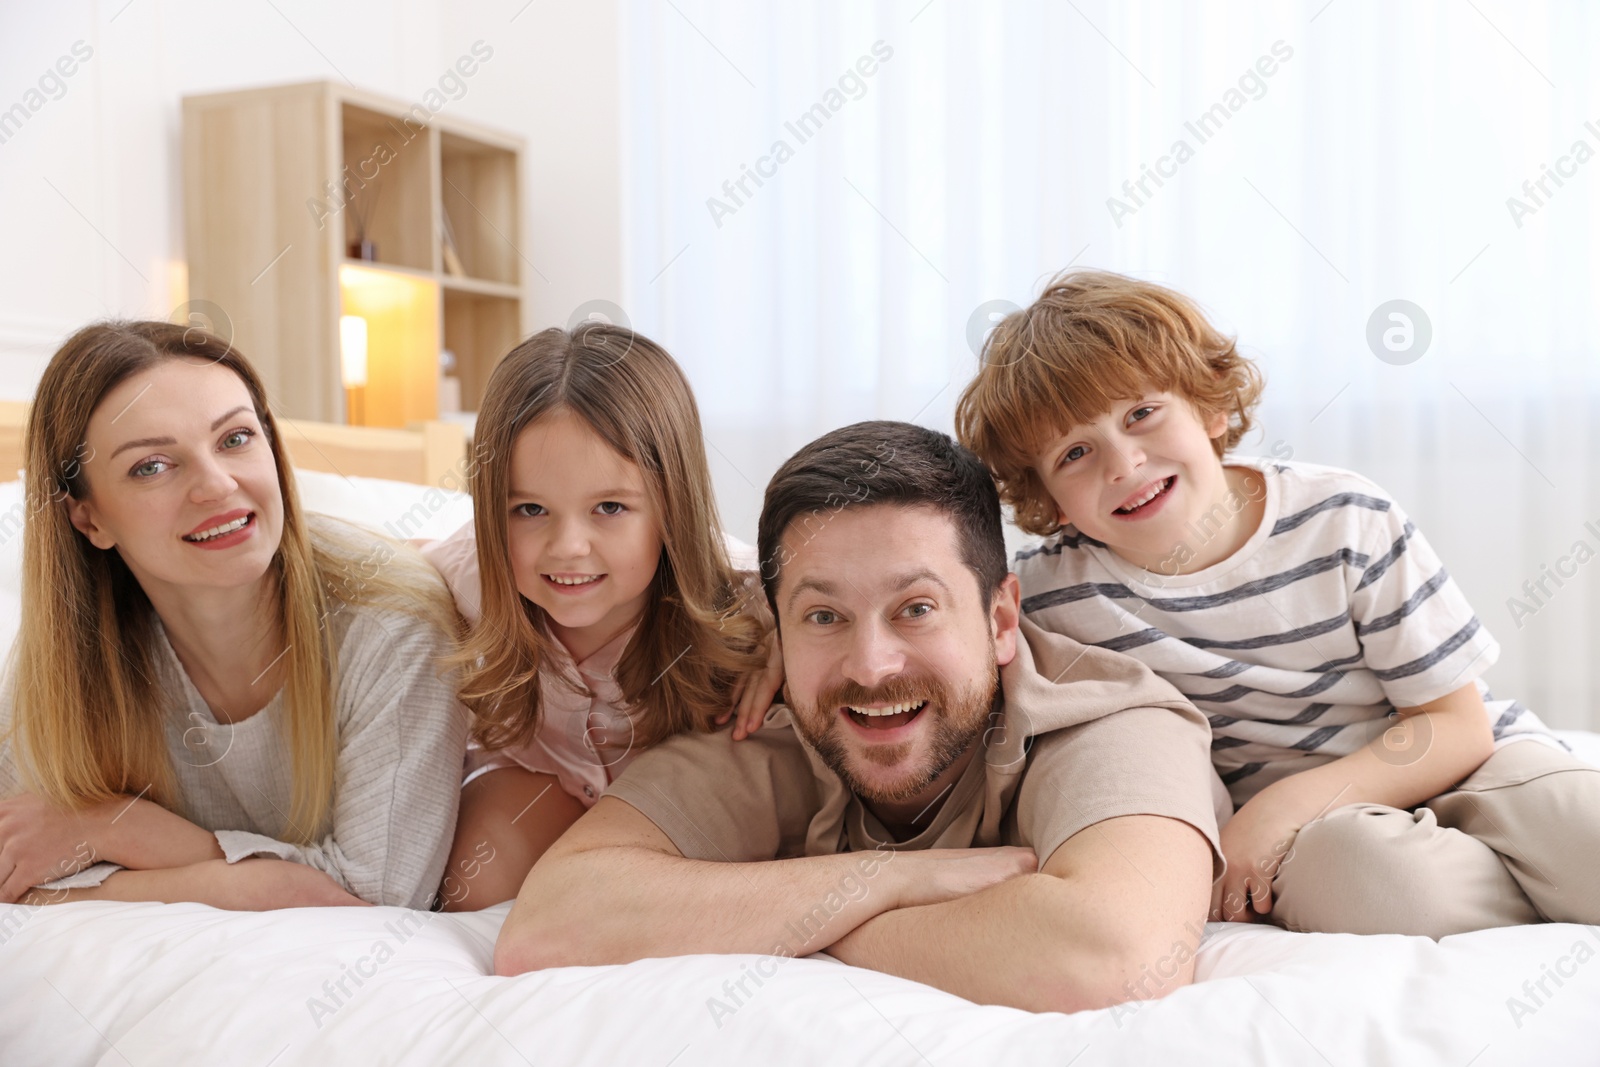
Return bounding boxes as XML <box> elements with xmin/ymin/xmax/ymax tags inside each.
<box><xmin>0</xmin><ymin>0</ymin><xmax>624</xmax><ymax>401</ymax></box>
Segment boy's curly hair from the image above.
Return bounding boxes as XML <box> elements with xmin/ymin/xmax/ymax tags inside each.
<box><xmin>954</xmin><ymin>269</ymin><xmax>1264</xmax><ymax>538</ymax></box>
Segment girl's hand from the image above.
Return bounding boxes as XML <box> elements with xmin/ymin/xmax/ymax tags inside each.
<box><xmin>1211</xmin><ymin>794</ymin><xmax>1303</xmax><ymax>922</ymax></box>
<box><xmin>718</xmin><ymin>634</ymin><xmax>786</xmax><ymax>741</ymax></box>
<box><xmin>0</xmin><ymin>793</ymin><xmax>114</xmax><ymax>904</ymax></box>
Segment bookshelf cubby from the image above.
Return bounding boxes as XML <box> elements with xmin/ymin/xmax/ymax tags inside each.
<box><xmin>183</xmin><ymin>81</ymin><xmax>529</xmax><ymax>429</ymax></box>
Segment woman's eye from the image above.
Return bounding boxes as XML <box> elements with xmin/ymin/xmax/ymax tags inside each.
<box><xmin>131</xmin><ymin>459</ymin><xmax>168</xmax><ymax>478</ymax></box>
<box><xmin>596</xmin><ymin>501</ymin><xmax>626</xmax><ymax>516</ymax></box>
<box><xmin>221</xmin><ymin>429</ymin><xmax>254</xmax><ymax>449</ymax></box>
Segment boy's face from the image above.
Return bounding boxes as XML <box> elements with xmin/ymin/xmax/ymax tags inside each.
<box><xmin>1030</xmin><ymin>391</ymin><xmax>1231</xmax><ymax>572</ymax></box>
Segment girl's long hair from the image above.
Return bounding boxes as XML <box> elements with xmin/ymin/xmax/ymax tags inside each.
<box><xmin>459</xmin><ymin>322</ymin><xmax>765</xmax><ymax>751</ymax></box>
<box><xmin>7</xmin><ymin>321</ymin><xmax>457</xmax><ymax>842</ymax></box>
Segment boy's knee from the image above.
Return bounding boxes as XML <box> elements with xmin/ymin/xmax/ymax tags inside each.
<box><xmin>1276</xmin><ymin>803</ymin><xmax>1536</xmax><ymax>937</ymax></box>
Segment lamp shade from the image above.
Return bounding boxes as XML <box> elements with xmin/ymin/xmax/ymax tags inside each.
<box><xmin>339</xmin><ymin>315</ymin><xmax>369</xmax><ymax>388</ymax></box>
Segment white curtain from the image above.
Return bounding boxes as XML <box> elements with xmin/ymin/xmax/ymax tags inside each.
<box><xmin>620</xmin><ymin>0</ymin><xmax>1600</xmax><ymax>730</ymax></box>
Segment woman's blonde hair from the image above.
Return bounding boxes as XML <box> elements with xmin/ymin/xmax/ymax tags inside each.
<box><xmin>459</xmin><ymin>323</ymin><xmax>765</xmax><ymax>752</ymax></box>
<box><xmin>7</xmin><ymin>321</ymin><xmax>457</xmax><ymax>843</ymax></box>
<box><xmin>955</xmin><ymin>269</ymin><xmax>1265</xmax><ymax>537</ymax></box>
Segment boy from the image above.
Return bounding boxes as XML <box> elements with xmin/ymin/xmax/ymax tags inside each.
<box><xmin>955</xmin><ymin>269</ymin><xmax>1600</xmax><ymax>937</ymax></box>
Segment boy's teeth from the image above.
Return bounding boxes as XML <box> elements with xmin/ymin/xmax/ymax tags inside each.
<box><xmin>846</xmin><ymin>700</ymin><xmax>926</xmax><ymax>717</ymax></box>
<box><xmin>186</xmin><ymin>516</ymin><xmax>250</xmax><ymax>542</ymax></box>
<box><xmin>1118</xmin><ymin>477</ymin><xmax>1170</xmax><ymax>513</ymax></box>
<box><xmin>547</xmin><ymin>574</ymin><xmax>602</xmax><ymax>586</ymax></box>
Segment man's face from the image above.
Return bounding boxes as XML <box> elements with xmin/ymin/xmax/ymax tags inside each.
<box><xmin>775</xmin><ymin>504</ymin><xmax>1020</xmax><ymax>806</ymax></box>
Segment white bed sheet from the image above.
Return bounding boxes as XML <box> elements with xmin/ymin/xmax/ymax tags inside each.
<box><xmin>2</xmin><ymin>884</ymin><xmax>1598</xmax><ymax>1067</ymax></box>
<box><xmin>1</xmin><ymin>474</ymin><xmax>1597</xmax><ymax>1065</ymax></box>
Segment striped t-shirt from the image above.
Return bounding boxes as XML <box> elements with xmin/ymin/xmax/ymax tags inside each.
<box><xmin>1014</xmin><ymin>456</ymin><xmax>1556</xmax><ymax>807</ymax></box>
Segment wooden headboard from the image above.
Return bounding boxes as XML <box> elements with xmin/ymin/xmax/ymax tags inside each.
<box><xmin>0</xmin><ymin>403</ymin><xmax>467</xmax><ymax>488</ymax></box>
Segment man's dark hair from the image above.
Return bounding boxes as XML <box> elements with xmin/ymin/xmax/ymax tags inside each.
<box><xmin>757</xmin><ymin>420</ymin><xmax>1008</xmax><ymax>618</ymax></box>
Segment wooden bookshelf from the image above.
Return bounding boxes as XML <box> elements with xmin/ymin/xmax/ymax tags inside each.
<box><xmin>182</xmin><ymin>81</ymin><xmax>528</xmax><ymax>429</ymax></box>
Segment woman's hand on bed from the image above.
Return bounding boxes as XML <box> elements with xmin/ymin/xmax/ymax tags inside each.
<box><xmin>719</xmin><ymin>634</ymin><xmax>786</xmax><ymax>741</ymax></box>
<box><xmin>18</xmin><ymin>858</ymin><xmax>373</xmax><ymax>910</ymax></box>
<box><xmin>1212</xmin><ymin>795</ymin><xmax>1302</xmax><ymax>922</ymax></box>
<box><xmin>0</xmin><ymin>792</ymin><xmax>119</xmax><ymax>903</ymax></box>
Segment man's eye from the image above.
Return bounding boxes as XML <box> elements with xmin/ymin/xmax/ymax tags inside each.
<box><xmin>596</xmin><ymin>501</ymin><xmax>626</xmax><ymax>516</ymax></box>
<box><xmin>807</xmin><ymin>610</ymin><xmax>838</xmax><ymax>625</ymax></box>
<box><xmin>902</xmin><ymin>603</ymin><xmax>932</xmax><ymax>618</ymax></box>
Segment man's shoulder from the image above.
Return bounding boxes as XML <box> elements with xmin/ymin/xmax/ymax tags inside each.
<box><xmin>1001</xmin><ymin>620</ymin><xmax>1195</xmax><ymax>739</ymax></box>
<box><xmin>603</xmin><ymin>708</ymin><xmax>823</xmax><ymax>863</ymax></box>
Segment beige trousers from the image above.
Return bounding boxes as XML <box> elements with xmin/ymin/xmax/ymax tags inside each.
<box><xmin>1269</xmin><ymin>740</ymin><xmax>1600</xmax><ymax>939</ymax></box>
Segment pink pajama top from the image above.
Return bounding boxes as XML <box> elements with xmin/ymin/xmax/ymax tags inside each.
<box><xmin>421</xmin><ymin>520</ymin><xmax>756</xmax><ymax>807</ymax></box>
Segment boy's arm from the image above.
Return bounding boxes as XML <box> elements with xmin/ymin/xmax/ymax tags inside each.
<box><xmin>828</xmin><ymin>814</ymin><xmax>1213</xmax><ymax>1013</ymax></box>
<box><xmin>493</xmin><ymin>796</ymin><xmax>1038</xmax><ymax>977</ymax></box>
<box><xmin>1217</xmin><ymin>681</ymin><xmax>1494</xmax><ymax>918</ymax></box>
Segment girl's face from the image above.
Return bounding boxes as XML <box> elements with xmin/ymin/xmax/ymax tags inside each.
<box><xmin>67</xmin><ymin>357</ymin><xmax>284</xmax><ymax>598</ymax></box>
<box><xmin>505</xmin><ymin>408</ymin><xmax>663</xmax><ymax>658</ymax></box>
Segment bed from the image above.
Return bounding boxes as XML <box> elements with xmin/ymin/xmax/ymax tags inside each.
<box><xmin>0</xmin><ymin>427</ymin><xmax>1596</xmax><ymax>1067</ymax></box>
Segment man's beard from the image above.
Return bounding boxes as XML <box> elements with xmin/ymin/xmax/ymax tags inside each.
<box><xmin>791</xmin><ymin>647</ymin><xmax>1000</xmax><ymax>804</ymax></box>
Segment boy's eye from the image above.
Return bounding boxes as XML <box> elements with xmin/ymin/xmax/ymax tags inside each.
<box><xmin>1060</xmin><ymin>445</ymin><xmax>1087</xmax><ymax>466</ymax></box>
<box><xmin>513</xmin><ymin>503</ymin><xmax>545</xmax><ymax>518</ymax></box>
<box><xmin>596</xmin><ymin>501</ymin><xmax>627</xmax><ymax>517</ymax></box>
<box><xmin>1128</xmin><ymin>405</ymin><xmax>1156</xmax><ymax>424</ymax></box>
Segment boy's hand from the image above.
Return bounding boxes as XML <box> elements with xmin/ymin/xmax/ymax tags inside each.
<box><xmin>718</xmin><ymin>634</ymin><xmax>786</xmax><ymax>741</ymax></box>
<box><xmin>1212</xmin><ymin>794</ymin><xmax>1303</xmax><ymax>922</ymax></box>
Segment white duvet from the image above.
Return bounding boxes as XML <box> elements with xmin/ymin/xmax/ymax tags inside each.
<box><xmin>2</xmin><ymin>884</ymin><xmax>1598</xmax><ymax>1066</ymax></box>
<box><xmin>1</xmin><ymin>474</ymin><xmax>1597</xmax><ymax>1066</ymax></box>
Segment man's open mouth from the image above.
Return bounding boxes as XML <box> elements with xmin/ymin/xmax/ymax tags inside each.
<box><xmin>844</xmin><ymin>700</ymin><xmax>928</xmax><ymax>731</ymax></box>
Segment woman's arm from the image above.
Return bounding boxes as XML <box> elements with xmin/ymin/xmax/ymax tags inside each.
<box><xmin>0</xmin><ymin>793</ymin><xmax>226</xmax><ymax>903</ymax></box>
<box><xmin>208</xmin><ymin>611</ymin><xmax>469</xmax><ymax>908</ymax></box>
<box><xmin>21</xmin><ymin>857</ymin><xmax>370</xmax><ymax>910</ymax></box>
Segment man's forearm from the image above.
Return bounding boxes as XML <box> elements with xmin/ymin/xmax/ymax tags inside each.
<box><xmin>827</xmin><ymin>872</ymin><xmax>1186</xmax><ymax>1013</ymax></box>
<box><xmin>497</xmin><ymin>844</ymin><xmax>902</xmax><ymax>974</ymax></box>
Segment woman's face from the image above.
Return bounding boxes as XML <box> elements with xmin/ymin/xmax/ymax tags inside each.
<box><xmin>67</xmin><ymin>357</ymin><xmax>285</xmax><ymax>599</ymax></box>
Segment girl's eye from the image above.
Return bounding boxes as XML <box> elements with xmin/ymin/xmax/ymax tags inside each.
<box><xmin>1128</xmin><ymin>405</ymin><xmax>1156</xmax><ymax>424</ymax></box>
<box><xmin>131</xmin><ymin>459</ymin><xmax>169</xmax><ymax>478</ymax></box>
<box><xmin>806</xmin><ymin>609</ymin><xmax>838</xmax><ymax>626</ymax></box>
<box><xmin>513</xmin><ymin>503</ymin><xmax>545</xmax><ymax>518</ymax></box>
<box><xmin>1060</xmin><ymin>444</ymin><xmax>1087</xmax><ymax>467</ymax></box>
<box><xmin>221</xmin><ymin>429</ymin><xmax>254</xmax><ymax>449</ymax></box>
<box><xmin>596</xmin><ymin>501</ymin><xmax>626</xmax><ymax>516</ymax></box>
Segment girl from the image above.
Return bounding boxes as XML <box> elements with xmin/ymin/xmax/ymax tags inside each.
<box><xmin>0</xmin><ymin>321</ymin><xmax>469</xmax><ymax>910</ymax></box>
<box><xmin>427</xmin><ymin>323</ymin><xmax>780</xmax><ymax>910</ymax></box>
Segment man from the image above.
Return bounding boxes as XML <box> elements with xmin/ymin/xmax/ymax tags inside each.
<box><xmin>495</xmin><ymin>421</ymin><xmax>1222</xmax><ymax>1013</ymax></box>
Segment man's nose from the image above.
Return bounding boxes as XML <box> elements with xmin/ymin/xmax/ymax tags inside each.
<box><xmin>839</xmin><ymin>613</ymin><xmax>908</xmax><ymax>689</ymax></box>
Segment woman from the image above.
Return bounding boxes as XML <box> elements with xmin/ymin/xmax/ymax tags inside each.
<box><xmin>0</xmin><ymin>321</ymin><xmax>468</xmax><ymax>909</ymax></box>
